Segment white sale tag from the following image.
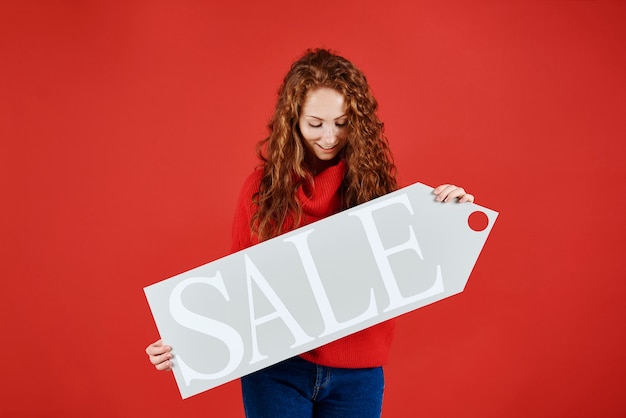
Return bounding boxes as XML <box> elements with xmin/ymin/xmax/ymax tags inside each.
<box><xmin>144</xmin><ymin>182</ymin><xmax>498</xmax><ymax>399</ymax></box>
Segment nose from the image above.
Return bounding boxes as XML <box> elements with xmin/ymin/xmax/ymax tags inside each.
<box><xmin>321</xmin><ymin>125</ymin><xmax>338</xmax><ymax>145</ymax></box>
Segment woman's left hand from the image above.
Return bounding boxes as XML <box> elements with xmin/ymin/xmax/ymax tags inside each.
<box><xmin>433</xmin><ymin>184</ymin><xmax>474</xmax><ymax>203</ymax></box>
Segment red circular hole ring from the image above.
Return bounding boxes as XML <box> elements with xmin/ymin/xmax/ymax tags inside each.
<box><xmin>468</xmin><ymin>210</ymin><xmax>489</xmax><ymax>232</ymax></box>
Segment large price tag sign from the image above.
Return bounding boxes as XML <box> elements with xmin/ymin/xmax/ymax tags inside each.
<box><xmin>144</xmin><ymin>182</ymin><xmax>498</xmax><ymax>399</ymax></box>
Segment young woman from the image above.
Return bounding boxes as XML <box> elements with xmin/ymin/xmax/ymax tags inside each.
<box><xmin>146</xmin><ymin>48</ymin><xmax>474</xmax><ymax>417</ymax></box>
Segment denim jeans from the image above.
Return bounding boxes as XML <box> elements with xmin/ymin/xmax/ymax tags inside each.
<box><xmin>241</xmin><ymin>356</ymin><xmax>384</xmax><ymax>418</ymax></box>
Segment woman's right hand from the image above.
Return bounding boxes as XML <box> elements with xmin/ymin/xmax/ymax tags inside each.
<box><xmin>146</xmin><ymin>339</ymin><xmax>173</xmax><ymax>371</ymax></box>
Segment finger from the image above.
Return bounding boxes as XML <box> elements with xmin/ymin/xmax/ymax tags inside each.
<box><xmin>458</xmin><ymin>193</ymin><xmax>474</xmax><ymax>203</ymax></box>
<box><xmin>434</xmin><ymin>184</ymin><xmax>456</xmax><ymax>201</ymax></box>
<box><xmin>146</xmin><ymin>340</ymin><xmax>170</xmax><ymax>356</ymax></box>
<box><xmin>434</xmin><ymin>184</ymin><xmax>474</xmax><ymax>203</ymax></box>
<box><xmin>149</xmin><ymin>350</ymin><xmax>173</xmax><ymax>366</ymax></box>
<box><xmin>433</xmin><ymin>184</ymin><xmax>450</xmax><ymax>195</ymax></box>
<box><xmin>154</xmin><ymin>358</ymin><xmax>173</xmax><ymax>371</ymax></box>
<box><xmin>436</xmin><ymin>185</ymin><xmax>460</xmax><ymax>202</ymax></box>
<box><xmin>443</xmin><ymin>187</ymin><xmax>466</xmax><ymax>202</ymax></box>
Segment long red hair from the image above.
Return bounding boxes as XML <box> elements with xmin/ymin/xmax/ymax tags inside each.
<box><xmin>253</xmin><ymin>48</ymin><xmax>397</xmax><ymax>241</ymax></box>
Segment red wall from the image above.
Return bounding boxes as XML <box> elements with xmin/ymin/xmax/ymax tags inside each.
<box><xmin>2</xmin><ymin>1</ymin><xmax>625</xmax><ymax>417</ymax></box>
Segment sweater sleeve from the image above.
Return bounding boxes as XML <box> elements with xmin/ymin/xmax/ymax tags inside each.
<box><xmin>230</xmin><ymin>171</ymin><xmax>262</xmax><ymax>253</ymax></box>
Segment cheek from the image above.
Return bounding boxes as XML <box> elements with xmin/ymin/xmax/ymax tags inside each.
<box><xmin>299</xmin><ymin>126</ymin><xmax>318</xmax><ymax>142</ymax></box>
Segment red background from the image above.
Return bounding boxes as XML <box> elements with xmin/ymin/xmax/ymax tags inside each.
<box><xmin>2</xmin><ymin>1</ymin><xmax>625</xmax><ymax>417</ymax></box>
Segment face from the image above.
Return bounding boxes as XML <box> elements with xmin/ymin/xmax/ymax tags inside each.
<box><xmin>298</xmin><ymin>87</ymin><xmax>348</xmax><ymax>166</ymax></box>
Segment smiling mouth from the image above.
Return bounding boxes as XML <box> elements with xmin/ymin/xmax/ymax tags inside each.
<box><xmin>318</xmin><ymin>144</ymin><xmax>336</xmax><ymax>150</ymax></box>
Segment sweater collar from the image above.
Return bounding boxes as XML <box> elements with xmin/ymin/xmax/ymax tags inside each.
<box><xmin>296</xmin><ymin>160</ymin><xmax>346</xmax><ymax>217</ymax></box>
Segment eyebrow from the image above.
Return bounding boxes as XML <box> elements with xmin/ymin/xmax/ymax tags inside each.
<box><xmin>304</xmin><ymin>114</ymin><xmax>347</xmax><ymax>120</ymax></box>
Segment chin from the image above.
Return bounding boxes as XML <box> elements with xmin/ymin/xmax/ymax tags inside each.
<box><xmin>317</xmin><ymin>153</ymin><xmax>338</xmax><ymax>161</ymax></box>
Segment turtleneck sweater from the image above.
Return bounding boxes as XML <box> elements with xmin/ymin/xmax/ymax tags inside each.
<box><xmin>231</xmin><ymin>161</ymin><xmax>395</xmax><ymax>368</ymax></box>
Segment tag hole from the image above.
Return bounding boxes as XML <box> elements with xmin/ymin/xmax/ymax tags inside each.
<box><xmin>468</xmin><ymin>211</ymin><xmax>489</xmax><ymax>232</ymax></box>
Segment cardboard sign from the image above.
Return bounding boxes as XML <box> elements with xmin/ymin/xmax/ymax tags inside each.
<box><xmin>144</xmin><ymin>182</ymin><xmax>498</xmax><ymax>399</ymax></box>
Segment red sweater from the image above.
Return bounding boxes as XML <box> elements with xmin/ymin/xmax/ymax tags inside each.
<box><xmin>231</xmin><ymin>160</ymin><xmax>395</xmax><ymax>368</ymax></box>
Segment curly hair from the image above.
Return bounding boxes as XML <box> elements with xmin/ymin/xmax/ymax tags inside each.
<box><xmin>252</xmin><ymin>48</ymin><xmax>397</xmax><ymax>241</ymax></box>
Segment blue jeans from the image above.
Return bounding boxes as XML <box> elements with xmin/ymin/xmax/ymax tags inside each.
<box><xmin>241</xmin><ymin>356</ymin><xmax>384</xmax><ymax>418</ymax></box>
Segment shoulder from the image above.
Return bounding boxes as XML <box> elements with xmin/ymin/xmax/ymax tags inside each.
<box><xmin>233</xmin><ymin>168</ymin><xmax>263</xmax><ymax>214</ymax></box>
<box><xmin>238</xmin><ymin>169</ymin><xmax>263</xmax><ymax>200</ymax></box>
<box><xmin>231</xmin><ymin>169</ymin><xmax>263</xmax><ymax>252</ymax></box>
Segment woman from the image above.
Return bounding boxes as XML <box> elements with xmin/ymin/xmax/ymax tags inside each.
<box><xmin>146</xmin><ymin>48</ymin><xmax>474</xmax><ymax>417</ymax></box>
